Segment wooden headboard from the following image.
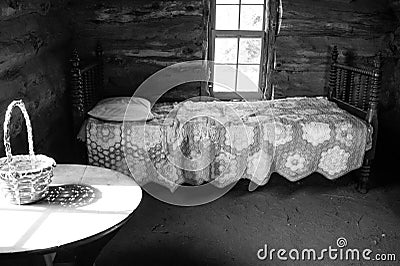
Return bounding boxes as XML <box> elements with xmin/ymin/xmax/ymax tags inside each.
<box><xmin>328</xmin><ymin>46</ymin><xmax>381</xmax><ymax>121</ymax></box>
<box><xmin>328</xmin><ymin>46</ymin><xmax>381</xmax><ymax>162</ymax></box>
<box><xmin>69</xmin><ymin>42</ymin><xmax>104</xmax><ymax>135</ymax></box>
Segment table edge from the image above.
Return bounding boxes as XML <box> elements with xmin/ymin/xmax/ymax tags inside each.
<box><xmin>0</xmin><ymin>164</ymin><xmax>142</xmax><ymax>258</ymax></box>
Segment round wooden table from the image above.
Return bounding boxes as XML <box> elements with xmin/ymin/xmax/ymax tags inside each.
<box><xmin>0</xmin><ymin>164</ymin><xmax>142</xmax><ymax>265</ymax></box>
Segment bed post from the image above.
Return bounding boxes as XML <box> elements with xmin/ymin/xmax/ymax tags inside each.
<box><xmin>70</xmin><ymin>49</ymin><xmax>85</xmax><ymax>135</ymax></box>
<box><xmin>366</xmin><ymin>53</ymin><xmax>381</xmax><ymax>125</ymax></box>
<box><xmin>95</xmin><ymin>41</ymin><xmax>104</xmax><ymax>98</ymax></box>
<box><xmin>357</xmin><ymin>53</ymin><xmax>382</xmax><ymax>193</ymax></box>
<box><xmin>328</xmin><ymin>46</ymin><xmax>339</xmax><ymax>99</ymax></box>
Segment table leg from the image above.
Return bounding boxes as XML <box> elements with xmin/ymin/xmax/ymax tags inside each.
<box><xmin>43</xmin><ymin>252</ymin><xmax>56</xmax><ymax>266</ymax></box>
<box><xmin>53</xmin><ymin>229</ymin><xmax>120</xmax><ymax>266</ymax></box>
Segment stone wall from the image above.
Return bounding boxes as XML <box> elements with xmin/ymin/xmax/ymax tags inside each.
<box><xmin>0</xmin><ymin>0</ymin><xmax>71</xmax><ymax>161</ymax></box>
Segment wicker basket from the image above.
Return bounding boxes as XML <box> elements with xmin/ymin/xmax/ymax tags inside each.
<box><xmin>0</xmin><ymin>100</ymin><xmax>56</xmax><ymax>205</ymax></box>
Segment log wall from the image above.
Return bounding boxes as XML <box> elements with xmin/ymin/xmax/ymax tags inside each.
<box><xmin>273</xmin><ymin>0</ymin><xmax>397</xmax><ymax>98</ymax></box>
<box><xmin>1</xmin><ymin>0</ymin><xmax>398</xmax><ymax>168</ymax></box>
<box><xmin>378</xmin><ymin>2</ymin><xmax>400</xmax><ymax>169</ymax></box>
<box><xmin>68</xmin><ymin>0</ymin><xmax>205</xmax><ymax>101</ymax></box>
<box><xmin>68</xmin><ymin>0</ymin><xmax>398</xmax><ymax>100</ymax></box>
<box><xmin>272</xmin><ymin>0</ymin><xmax>400</xmax><ymax>173</ymax></box>
<box><xmin>67</xmin><ymin>0</ymin><xmax>400</xmax><ymax>165</ymax></box>
<box><xmin>0</xmin><ymin>0</ymin><xmax>71</xmax><ymax>161</ymax></box>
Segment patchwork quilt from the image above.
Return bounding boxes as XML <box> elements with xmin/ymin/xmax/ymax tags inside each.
<box><xmin>86</xmin><ymin>97</ymin><xmax>370</xmax><ymax>191</ymax></box>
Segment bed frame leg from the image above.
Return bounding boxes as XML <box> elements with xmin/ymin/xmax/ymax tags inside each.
<box><xmin>357</xmin><ymin>159</ymin><xmax>371</xmax><ymax>194</ymax></box>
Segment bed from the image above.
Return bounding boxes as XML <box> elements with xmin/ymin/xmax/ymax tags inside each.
<box><xmin>69</xmin><ymin>44</ymin><xmax>381</xmax><ymax>193</ymax></box>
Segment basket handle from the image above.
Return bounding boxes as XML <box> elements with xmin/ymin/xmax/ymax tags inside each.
<box><xmin>3</xmin><ymin>100</ymin><xmax>35</xmax><ymax>166</ymax></box>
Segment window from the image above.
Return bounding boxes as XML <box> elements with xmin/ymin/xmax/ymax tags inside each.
<box><xmin>209</xmin><ymin>0</ymin><xmax>267</xmax><ymax>99</ymax></box>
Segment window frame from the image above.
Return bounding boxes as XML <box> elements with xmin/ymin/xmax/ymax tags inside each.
<box><xmin>208</xmin><ymin>0</ymin><xmax>268</xmax><ymax>100</ymax></box>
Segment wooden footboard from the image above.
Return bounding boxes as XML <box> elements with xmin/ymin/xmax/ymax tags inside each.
<box><xmin>327</xmin><ymin>46</ymin><xmax>381</xmax><ymax>192</ymax></box>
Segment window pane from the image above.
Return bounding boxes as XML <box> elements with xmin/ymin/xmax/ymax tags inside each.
<box><xmin>237</xmin><ymin>65</ymin><xmax>259</xmax><ymax>91</ymax></box>
<box><xmin>238</xmin><ymin>38</ymin><xmax>261</xmax><ymax>64</ymax></box>
<box><xmin>215</xmin><ymin>5</ymin><xmax>239</xmax><ymax>30</ymax></box>
<box><xmin>213</xmin><ymin>64</ymin><xmax>237</xmax><ymax>92</ymax></box>
<box><xmin>214</xmin><ymin>38</ymin><xmax>238</xmax><ymax>64</ymax></box>
<box><xmin>241</xmin><ymin>0</ymin><xmax>264</xmax><ymax>4</ymax></box>
<box><xmin>216</xmin><ymin>0</ymin><xmax>239</xmax><ymax>3</ymax></box>
<box><xmin>240</xmin><ymin>5</ymin><xmax>263</xmax><ymax>30</ymax></box>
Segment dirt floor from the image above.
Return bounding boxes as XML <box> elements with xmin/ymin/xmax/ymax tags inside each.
<box><xmin>1</xmin><ymin>168</ymin><xmax>399</xmax><ymax>266</ymax></box>
<box><xmin>94</xmin><ymin>172</ymin><xmax>400</xmax><ymax>266</ymax></box>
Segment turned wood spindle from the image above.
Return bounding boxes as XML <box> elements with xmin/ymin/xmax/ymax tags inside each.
<box><xmin>370</xmin><ymin>54</ymin><xmax>382</xmax><ymax>109</ymax></box>
<box><xmin>349</xmin><ymin>71</ymin><xmax>355</xmax><ymax>105</ymax></box>
<box><xmin>362</xmin><ymin>76</ymin><xmax>369</xmax><ymax>111</ymax></box>
<box><xmin>328</xmin><ymin>46</ymin><xmax>339</xmax><ymax>99</ymax></box>
<box><xmin>70</xmin><ymin>49</ymin><xmax>85</xmax><ymax>134</ymax></box>
<box><xmin>96</xmin><ymin>41</ymin><xmax>104</xmax><ymax>98</ymax></box>
<box><xmin>342</xmin><ymin>69</ymin><xmax>348</xmax><ymax>101</ymax></box>
<box><xmin>355</xmin><ymin>73</ymin><xmax>362</xmax><ymax>108</ymax></box>
<box><xmin>335</xmin><ymin>68</ymin><xmax>341</xmax><ymax>99</ymax></box>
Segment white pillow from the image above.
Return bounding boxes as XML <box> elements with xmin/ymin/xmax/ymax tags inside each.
<box><xmin>88</xmin><ymin>97</ymin><xmax>154</xmax><ymax>122</ymax></box>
